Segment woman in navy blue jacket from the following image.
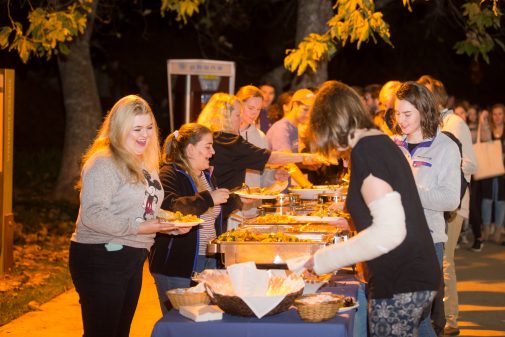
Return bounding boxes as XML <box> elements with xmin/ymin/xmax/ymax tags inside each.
<box><xmin>148</xmin><ymin>123</ymin><xmax>232</xmax><ymax>315</ymax></box>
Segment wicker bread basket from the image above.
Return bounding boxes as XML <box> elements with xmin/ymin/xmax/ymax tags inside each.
<box><xmin>166</xmin><ymin>289</ymin><xmax>210</xmax><ymax>310</ymax></box>
<box><xmin>206</xmin><ymin>286</ymin><xmax>303</xmax><ymax>317</ymax></box>
<box><xmin>294</xmin><ymin>293</ymin><xmax>343</xmax><ymax>322</ymax></box>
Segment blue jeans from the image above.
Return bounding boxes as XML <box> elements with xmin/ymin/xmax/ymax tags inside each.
<box><xmin>151</xmin><ymin>255</ymin><xmax>217</xmax><ymax>315</ymax></box>
<box><xmin>354</xmin><ymin>282</ymin><xmax>368</xmax><ymax>337</ymax></box>
<box><xmin>481</xmin><ymin>177</ymin><xmax>505</xmax><ymax>227</ymax></box>
<box><xmin>418</xmin><ymin>243</ymin><xmax>444</xmax><ymax>337</ymax></box>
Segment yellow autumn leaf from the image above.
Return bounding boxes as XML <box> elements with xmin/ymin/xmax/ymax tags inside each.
<box><xmin>284</xmin><ymin>49</ymin><xmax>301</xmax><ymax>72</ymax></box>
<box><xmin>28</xmin><ymin>300</ymin><xmax>42</xmax><ymax>311</ymax></box>
<box><xmin>25</xmin><ymin>272</ymin><xmax>51</xmax><ymax>287</ymax></box>
<box><xmin>0</xmin><ymin>278</ymin><xmax>22</xmax><ymax>292</ymax></box>
<box><xmin>12</xmin><ymin>36</ymin><xmax>35</xmax><ymax>63</ymax></box>
<box><xmin>0</xmin><ymin>26</ymin><xmax>12</xmax><ymax>48</ymax></box>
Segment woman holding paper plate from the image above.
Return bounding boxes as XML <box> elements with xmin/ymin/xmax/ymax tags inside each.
<box><xmin>148</xmin><ymin>123</ymin><xmax>233</xmax><ymax>315</ymax></box>
<box><xmin>69</xmin><ymin>95</ymin><xmax>189</xmax><ymax>337</ymax></box>
<box><xmin>298</xmin><ymin>81</ymin><xmax>440</xmax><ymax>337</ymax></box>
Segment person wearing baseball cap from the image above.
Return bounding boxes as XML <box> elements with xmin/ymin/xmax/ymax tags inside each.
<box><xmin>266</xmin><ymin>88</ymin><xmax>317</xmax><ymax>188</ymax></box>
<box><xmin>267</xmin><ymin>88</ymin><xmax>315</xmax><ymax>153</ymax></box>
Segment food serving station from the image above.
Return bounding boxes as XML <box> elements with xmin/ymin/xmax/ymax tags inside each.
<box><xmin>151</xmin><ymin>273</ymin><xmax>358</xmax><ymax>337</ymax></box>
<box><xmin>151</xmin><ymin>184</ymin><xmax>359</xmax><ymax>337</ymax></box>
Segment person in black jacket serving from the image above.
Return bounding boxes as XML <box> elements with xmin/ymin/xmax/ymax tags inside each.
<box><xmin>148</xmin><ymin>123</ymin><xmax>231</xmax><ymax>315</ymax></box>
<box><xmin>197</xmin><ymin>92</ymin><xmax>327</xmax><ymax>218</ymax></box>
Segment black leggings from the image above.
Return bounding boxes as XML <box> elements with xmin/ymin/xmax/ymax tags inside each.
<box><xmin>69</xmin><ymin>241</ymin><xmax>148</xmax><ymax>337</ymax></box>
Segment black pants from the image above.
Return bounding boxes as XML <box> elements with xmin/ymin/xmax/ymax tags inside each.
<box><xmin>469</xmin><ymin>179</ymin><xmax>482</xmax><ymax>239</ymax></box>
<box><xmin>69</xmin><ymin>241</ymin><xmax>148</xmax><ymax>337</ymax></box>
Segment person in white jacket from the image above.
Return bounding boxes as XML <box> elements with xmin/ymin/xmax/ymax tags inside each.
<box><xmin>418</xmin><ymin>75</ymin><xmax>478</xmax><ymax>336</ymax></box>
<box><xmin>393</xmin><ymin>81</ymin><xmax>461</xmax><ymax>337</ymax></box>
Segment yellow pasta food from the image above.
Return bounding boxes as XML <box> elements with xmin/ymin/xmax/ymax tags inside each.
<box><xmin>217</xmin><ymin>229</ymin><xmax>311</xmax><ymax>243</ymax></box>
<box><xmin>174</xmin><ymin>211</ymin><xmax>200</xmax><ymax>222</ymax></box>
<box><xmin>252</xmin><ymin>214</ymin><xmax>296</xmax><ymax>223</ymax></box>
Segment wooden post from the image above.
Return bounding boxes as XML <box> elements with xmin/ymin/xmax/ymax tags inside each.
<box><xmin>0</xmin><ymin>68</ymin><xmax>15</xmax><ymax>275</ymax></box>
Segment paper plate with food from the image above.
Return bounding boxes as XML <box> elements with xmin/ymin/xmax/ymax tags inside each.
<box><xmin>338</xmin><ymin>296</ymin><xmax>359</xmax><ymax>313</ymax></box>
<box><xmin>288</xmin><ymin>185</ymin><xmax>343</xmax><ymax>200</ymax></box>
<box><xmin>158</xmin><ymin>210</ymin><xmax>203</xmax><ymax>227</ymax></box>
<box><xmin>234</xmin><ymin>181</ymin><xmax>287</xmax><ymax>200</ymax></box>
<box><xmin>301</xmin><ymin>270</ymin><xmax>332</xmax><ymax>294</ymax></box>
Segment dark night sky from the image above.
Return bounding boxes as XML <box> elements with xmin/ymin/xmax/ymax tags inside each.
<box><xmin>1</xmin><ymin>0</ymin><xmax>504</xmax><ymax>154</ymax></box>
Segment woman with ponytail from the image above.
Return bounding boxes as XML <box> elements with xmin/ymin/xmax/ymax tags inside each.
<box><xmin>148</xmin><ymin>123</ymin><xmax>231</xmax><ymax>315</ymax></box>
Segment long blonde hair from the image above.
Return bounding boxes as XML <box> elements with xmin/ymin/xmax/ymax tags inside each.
<box><xmin>197</xmin><ymin>93</ymin><xmax>239</xmax><ymax>133</ymax></box>
<box><xmin>80</xmin><ymin>95</ymin><xmax>160</xmax><ymax>186</ymax></box>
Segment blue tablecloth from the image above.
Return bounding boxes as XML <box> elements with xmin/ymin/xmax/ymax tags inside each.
<box><xmin>151</xmin><ymin>274</ymin><xmax>359</xmax><ymax>337</ymax></box>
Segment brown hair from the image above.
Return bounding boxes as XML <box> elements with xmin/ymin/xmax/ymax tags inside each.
<box><xmin>395</xmin><ymin>81</ymin><xmax>441</xmax><ymax>139</ymax></box>
<box><xmin>309</xmin><ymin>80</ymin><xmax>375</xmax><ymax>156</ymax></box>
<box><xmin>417</xmin><ymin>75</ymin><xmax>448</xmax><ymax>109</ymax></box>
<box><xmin>490</xmin><ymin>103</ymin><xmax>505</xmax><ymax>130</ymax></box>
<box><xmin>162</xmin><ymin>123</ymin><xmax>212</xmax><ymax>189</ymax></box>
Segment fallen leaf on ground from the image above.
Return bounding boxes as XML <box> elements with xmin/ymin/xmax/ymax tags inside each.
<box><xmin>27</xmin><ymin>301</ymin><xmax>42</xmax><ymax>311</ymax></box>
<box><xmin>0</xmin><ymin>278</ymin><xmax>22</xmax><ymax>292</ymax></box>
<box><xmin>25</xmin><ymin>272</ymin><xmax>51</xmax><ymax>287</ymax></box>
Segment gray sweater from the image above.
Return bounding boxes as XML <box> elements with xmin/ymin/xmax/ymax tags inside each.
<box><xmin>71</xmin><ymin>152</ymin><xmax>164</xmax><ymax>250</ymax></box>
<box><xmin>393</xmin><ymin>130</ymin><xmax>461</xmax><ymax>243</ymax></box>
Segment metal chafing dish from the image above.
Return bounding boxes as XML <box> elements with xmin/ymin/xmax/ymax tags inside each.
<box><xmin>257</xmin><ymin>193</ymin><xmax>302</xmax><ymax>215</ymax></box>
<box><xmin>239</xmin><ymin>224</ymin><xmax>341</xmax><ymax>242</ymax></box>
<box><xmin>207</xmin><ymin>225</ymin><xmax>349</xmax><ymax>267</ymax></box>
<box><xmin>208</xmin><ymin>239</ymin><xmax>327</xmax><ymax>267</ymax></box>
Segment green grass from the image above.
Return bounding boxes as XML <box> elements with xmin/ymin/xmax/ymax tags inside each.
<box><xmin>0</xmin><ymin>257</ymin><xmax>73</xmax><ymax>326</ymax></box>
<box><xmin>0</xmin><ymin>149</ymin><xmax>76</xmax><ymax>326</ymax></box>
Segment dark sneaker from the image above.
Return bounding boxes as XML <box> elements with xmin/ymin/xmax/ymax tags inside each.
<box><xmin>471</xmin><ymin>239</ymin><xmax>483</xmax><ymax>252</ymax></box>
<box><xmin>444</xmin><ymin>326</ymin><xmax>460</xmax><ymax>335</ymax></box>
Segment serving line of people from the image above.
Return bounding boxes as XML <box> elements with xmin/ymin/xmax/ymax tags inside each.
<box><xmin>68</xmin><ymin>87</ymin><xmax>328</xmax><ymax>337</ymax></box>
<box><xmin>68</xmin><ymin>76</ymin><xmax>477</xmax><ymax>337</ymax></box>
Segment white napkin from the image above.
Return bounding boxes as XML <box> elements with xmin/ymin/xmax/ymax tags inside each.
<box><xmin>179</xmin><ymin>305</ymin><xmax>223</xmax><ymax>322</ymax></box>
<box><xmin>226</xmin><ymin>262</ymin><xmax>285</xmax><ymax>319</ymax></box>
<box><xmin>302</xmin><ymin>282</ymin><xmax>325</xmax><ymax>295</ymax></box>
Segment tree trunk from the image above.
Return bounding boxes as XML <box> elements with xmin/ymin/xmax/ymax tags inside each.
<box><xmin>53</xmin><ymin>0</ymin><xmax>101</xmax><ymax>203</ymax></box>
<box><xmin>291</xmin><ymin>0</ymin><xmax>333</xmax><ymax>89</ymax></box>
<box><xmin>260</xmin><ymin>65</ymin><xmax>292</xmax><ymax>93</ymax></box>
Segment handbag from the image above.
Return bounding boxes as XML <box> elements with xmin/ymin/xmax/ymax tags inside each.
<box><xmin>472</xmin><ymin>121</ymin><xmax>505</xmax><ymax>180</ymax></box>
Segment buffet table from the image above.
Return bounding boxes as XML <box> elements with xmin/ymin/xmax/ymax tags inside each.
<box><xmin>150</xmin><ymin>274</ymin><xmax>359</xmax><ymax>337</ymax></box>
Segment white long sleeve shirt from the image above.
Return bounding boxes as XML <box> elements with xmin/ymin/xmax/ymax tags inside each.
<box><xmin>441</xmin><ymin>109</ymin><xmax>478</xmax><ymax>218</ymax></box>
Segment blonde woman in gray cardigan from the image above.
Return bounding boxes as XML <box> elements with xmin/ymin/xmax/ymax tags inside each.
<box><xmin>393</xmin><ymin>82</ymin><xmax>461</xmax><ymax>337</ymax></box>
<box><xmin>69</xmin><ymin>95</ymin><xmax>189</xmax><ymax>337</ymax></box>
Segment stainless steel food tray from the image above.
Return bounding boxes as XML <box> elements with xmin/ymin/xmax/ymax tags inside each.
<box><xmin>238</xmin><ymin>224</ymin><xmax>341</xmax><ymax>241</ymax></box>
<box><xmin>208</xmin><ymin>240</ymin><xmax>327</xmax><ymax>267</ymax></box>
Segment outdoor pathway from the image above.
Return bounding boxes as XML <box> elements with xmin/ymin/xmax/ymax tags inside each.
<box><xmin>0</xmin><ymin>242</ymin><xmax>504</xmax><ymax>337</ymax></box>
<box><xmin>0</xmin><ymin>264</ymin><xmax>161</xmax><ymax>337</ymax></box>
